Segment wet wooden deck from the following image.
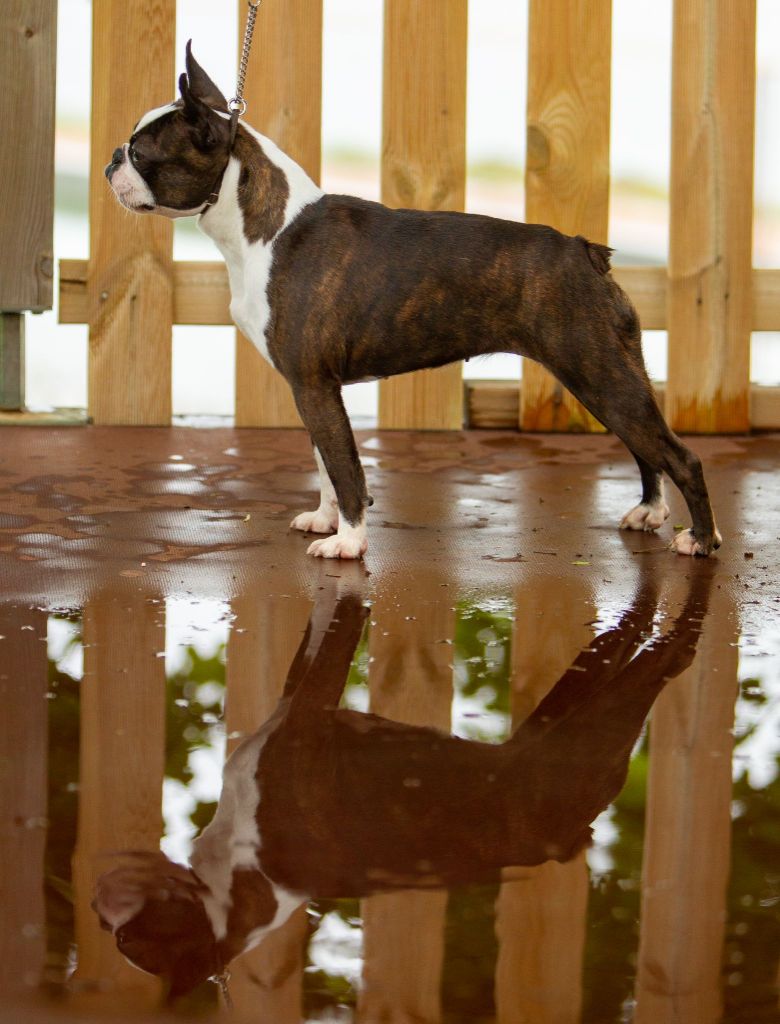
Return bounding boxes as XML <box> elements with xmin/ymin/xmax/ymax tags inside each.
<box><xmin>1</xmin><ymin>426</ymin><xmax>779</xmax><ymax>1023</ymax></box>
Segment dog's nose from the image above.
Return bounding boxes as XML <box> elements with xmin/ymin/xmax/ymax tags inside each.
<box><xmin>105</xmin><ymin>146</ymin><xmax>124</xmax><ymax>180</ymax></box>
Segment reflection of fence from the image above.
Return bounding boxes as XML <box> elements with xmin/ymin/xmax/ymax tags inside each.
<box><xmin>6</xmin><ymin>573</ymin><xmax>738</xmax><ymax>1019</ymax></box>
<box><xmin>57</xmin><ymin>1</ymin><xmax>779</xmax><ymax>430</ymax></box>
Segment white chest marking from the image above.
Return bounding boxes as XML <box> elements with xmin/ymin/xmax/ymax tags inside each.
<box><xmin>199</xmin><ymin>122</ymin><xmax>323</xmax><ymax>367</ymax></box>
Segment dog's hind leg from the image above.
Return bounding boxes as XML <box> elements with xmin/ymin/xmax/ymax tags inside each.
<box><xmin>290</xmin><ymin>382</ymin><xmax>369</xmax><ymax>559</ymax></box>
<box><xmin>540</xmin><ymin>330</ymin><xmax>720</xmax><ymax>556</ymax></box>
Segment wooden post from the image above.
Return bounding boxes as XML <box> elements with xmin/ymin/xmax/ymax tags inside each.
<box><xmin>0</xmin><ymin>1</ymin><xmax>56</xmax><ymax>314</ymax></box>
<box><xmin>634</xmin><ymin>587</ymin><xmax>738</xmax><ymax>1023</ymax></box>
<box><xmin>235</xmin><ymin>0</ymin><xmax>322</xmax><ymax>428</ymax></box>
<box><xmin>378</xmin><ymin>0</ymin><xmax>467</xmax><ymax>430</ymax></box>
<box><xmin>666</xmin><ymin>0</ymin><xmax>756</xmax><ymax>433</ymax></box>
<box><xmin>0</xmin><ymin>313</ymin><xmax>25</xmax><ymax>411</ymax></box>
<box><xmin>87</xmin><ymin>1</ymin><xmax>175</xmax><ymax>425</ymax></box>
<box><xmin>70</xmin><ymin>592</ymin><xmax>166</xmax><ymax>1010</ymax></box>
<box><xmin>521</xmin><ymin>0</ymin><xmax>611</xmax><ymax>432</ymax></box>
<box><xmin>221</xmin><ymin>594</ymin><xmax>312</xmax><ymax>1020</ymax></box>
<box><xmin>0</xmin><ymin>609</ymin><xmax>48</xmax><ymax>998</ymax></box>
<box><xmin>358</xmin><ymin>592</ymin><xmax>455</xmax><ymax>1023</ymax></box>
<box><xmin>494</xmin><ymin>577</ymin><xmax>593</xmax><ymax>1023</ymax></box>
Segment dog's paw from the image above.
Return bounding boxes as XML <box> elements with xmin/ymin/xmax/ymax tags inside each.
<box><xmin>669</xmin><ymin>527</ymin><xmax>722</xmax><ymax>557</ymax></box>
<box><xmin>307</xmin><ymin>533</ymin><xmax>367</xmax><ymax>560</ymax></box>
<box><xmin>620</xmin><ymin>499</ymin><xmax>670</xmax><ymax>532</ymax></box>
<box><xmin>290</xmin><ymin>507</ymin><xmax>338</xmax><ymax>534</ymax></box>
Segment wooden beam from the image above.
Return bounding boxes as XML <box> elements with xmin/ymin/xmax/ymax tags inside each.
<box><xmin>378</xmin><ymin>0</ymin><xmax>467</xmax><ymax>430</ymax></box>
<box><xmin>60</xmin><ymin>261</ymin><xmax>780</xmax><ymax>334</ymax></box>
<box><xmin>466</xmin><ymin>380</ymin><xmax>780</xmax><ymax>432</ymax></box>
<box><xmin>666</xmin><ymin>0</ymin><xmax>756</xmax><ymax>432</ymax></box>
<box><xmin>0</xmin><ymin>2</ymin><xmax>56</xmax><ymax>312</ymax></box>
<box><xmin>235</xmin><ymin>0</ymin><xmax>322</xmax><ymax>428</ymax></box>
<box><xmin>87</xmin><ymin>0</ymin><xmax>175</xmax><ymax>425</ymax></box>
<box><xmin>522</xmin><ymin>0</ymin><xmax>612</xmax><ymax>432</ymax></box>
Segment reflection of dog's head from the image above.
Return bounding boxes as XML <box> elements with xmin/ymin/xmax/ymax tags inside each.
<box><xmin>93</xmin><ymin>851</ymin><xmax>221</xmax><ymax>1000</ymax></box>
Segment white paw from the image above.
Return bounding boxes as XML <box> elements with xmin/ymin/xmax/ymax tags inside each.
<box><xmin>620</xmin><ymin>499</ymin><xmax>670</xmax><ymax>532</ymax></box>
<box><xmin>669</xmin><ymin>527</ymin><xmax>722</xmax><ymax>557</ymax></box>
<box><xmin>290</xmin><ymin>507</ymin><xmax>338</xmax><ymax>534</ymax></box>
<box><xmin>307</xmin><ymin>533</ymin><xmax>367</xmax><ymax>560</ymax></box>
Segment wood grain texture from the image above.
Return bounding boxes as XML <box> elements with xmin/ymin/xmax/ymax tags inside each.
<box><xmin>522</xmin><ymin>0</ymin><xmax>612</xmax><ymax>432</ymax></box>
<box><xmin>666</xmin><ymin>0</ymin><xmax>756</xmax><ymax>433</ymax></box>
<box><xmin>71</xmin><ymin>594</ymin><xmax>166</xmax><ymax>1011</ymax></box>
<box><xmin>87</xmin><ymin>0</ymin><xmax>175</xmax><ymax>425</ymax></box>
<box><xmin>0</xmin><ymin>610</ymin><xmax>48</xmax><ymax>997</ymax></box>
<box><xmin>0</xmin><ymin>2</ymin><xmax>56</xmax><ymax>312</ymax></box>
<box><xmin>378</xmin><ymin>0</ymin><xmax>467</xmax><ymax>430</ymax></box>
<box><xmin>359</xmin><ymin>590</ymin><xmax>454</xmax><ymax>1023</ymax></box>
<box><xmin>224</xmin><ymin>594</ymin><xmax>312</xmax><ymax>1021</ymax></box>
<box><xmin>0</xmin><ymin>313</ymin><xmax>25</xmax><ymax>410</ymax></box>
<box><xmin>495</xmin><ymin>577</ymin><xmax>592</xmax><ymax>1024</ymax></box>
<box><xmin>235</xmin><ymin>0</ymin><xmax>322</xmax><ymax>428</ymax></box>
<box><xmin>59</xmin><ymin>263</ymin><xmax>780</xmax><ymax>335</ymax></box>
<box><xmin>466</xmin><ymin>380</ymin><xmax>780</xmax><ymax>431</ymax></box>
<box><xmin>634</xmin><ymin>586</ymin><xmax>737</xmax><ymax>1023</ymax></box>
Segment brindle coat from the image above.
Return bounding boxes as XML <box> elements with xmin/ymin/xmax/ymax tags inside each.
<box><xmin>106</xmin><ymin>45</ymin><xmax>720</xmax><ymax>557</ymax></box>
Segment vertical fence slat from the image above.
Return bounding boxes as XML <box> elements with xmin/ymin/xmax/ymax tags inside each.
<box><xmin>666</xmin><ymin>0</ymin><xmax>755</xmax><ymax>433</ymax></box>
<box><xmin>235</xmin><ymin>0</ymin><xmax>322</xmax><ymax>429</ymax></box>
<box><xmin>521</xmin><ymin>0</ymin><xmax>612</xmax><ymax>432</ymax></box>
<box><xmin>359</xmin><ymin>595</ymin><xmax>454</xmax><ymax>1021</ymax></box>
<box><xmin>0</xmin><ymin>610</ymin><xmax>48</xmax><ymax>998</ymax></box>
<box><xmin>495</xmin><ymin>580</ymin><xmax>593</xmax><ymax>1023</ymax></box>
<box><xmin>378</xmin><ymin>0</ymin><xmax>467</xmax><ymax>430</ymax></box>
<box><xmin>87</xmin><ymin>1</ymin><xmax>175</xmax><ymax>425</ymax></box>
<box><xmin>223</xmin><ymin>595</ymin><xmax>312</xmax><ymax>1020</ymax></box>
<box><xmin>634</xmin><ymin>588</ymin><xmax>737</xmax><ymax>1022</ymax></box>
<box><xmin>0</xmin><ymin>1</ymin><xmax>56</xmax><ymax>313</ymax></box>
<box><xmin>71</xmin><ymin>594</ymin><xmax>166</xmax><ymax>1010</ymax></box>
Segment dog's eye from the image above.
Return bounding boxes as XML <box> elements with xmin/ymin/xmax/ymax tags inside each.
<box><xmin>129</xmin><ymin>147</ymin><xmax>148</xmax><ymax>170</ymax></box>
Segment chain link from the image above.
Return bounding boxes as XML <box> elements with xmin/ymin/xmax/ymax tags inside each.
<box><xmin>228</xmin><ymin>0</ymin><xmax>262</xmax><ymax>115</ymax></box>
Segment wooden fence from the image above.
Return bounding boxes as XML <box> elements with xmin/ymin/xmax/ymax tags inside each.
<box><xmin>56</xmin><ymin>0</ymin><xmax>780</xmax><ymax>431</ymax></box>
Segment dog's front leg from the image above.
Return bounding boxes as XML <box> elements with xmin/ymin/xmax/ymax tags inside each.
<box><xmin>290</xmin><ymin>382</ymin><xmax>369</xmax><ymax>559</ymax></box>
<box><xmin>290</xmin><ymin>447</ymin><xmax>339</xmax><ymax>535</ymax></box>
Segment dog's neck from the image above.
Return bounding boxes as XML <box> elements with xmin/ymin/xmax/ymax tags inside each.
<box><xmin>198</xmin><ymin>122</ymin><xmax>323</xmax><ymax>260</ymax></box>
<box><xmin>189</xmin><ymin>709</ymin><xmax>304</xmax><ymax>959</ymax></box>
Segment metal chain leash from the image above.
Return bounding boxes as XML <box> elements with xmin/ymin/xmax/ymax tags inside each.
<box><xmin>228</xmin><ymin>0</ymin><xmax>262</xmax><ymax>143</ymax></box>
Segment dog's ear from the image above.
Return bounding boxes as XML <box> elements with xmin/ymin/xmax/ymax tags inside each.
<box><xmin>184</xmin><ymin>40</ymin><xmax>229</xmax><ymax>113</ymax></box>
<box><xmin>178</xmin><ymin>71</ymin><xmax>230</xmax><ymax>152</ymax></box>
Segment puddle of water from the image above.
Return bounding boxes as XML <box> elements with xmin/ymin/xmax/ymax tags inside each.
<box><xmin>1</xmin><ymin>568</ymin><xmax>778</xmax><ymax>1023</ymax></box>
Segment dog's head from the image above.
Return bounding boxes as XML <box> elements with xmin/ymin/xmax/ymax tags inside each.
<box><xmin>93</xmin><ymin>851</ymin><xmax>222</xmax><ymax>1000</ymax></box>
<box><xmin>105</xmin><ymin>42</ymin><xmax>231</xmax><ymax>218</ymax></box>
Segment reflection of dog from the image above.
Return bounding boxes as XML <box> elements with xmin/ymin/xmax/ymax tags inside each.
<box><xmin>94</xmin><ymin>569</ymin><xmax>712</xmax><ymax>1001</ymax></box>
<box><xmin>105</xmin><ymin>43</ymin><xmax>721</xmax><ymax>561</ymax></box>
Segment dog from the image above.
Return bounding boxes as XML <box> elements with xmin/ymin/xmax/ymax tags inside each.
<box><xmin>105</xmin><ymin>43</ymin><xmax>721</xmax><ymax>560</ymax></box>
<box><xmin>93</xmin><ymin>570</ymin><xmax>711</xmax><ymax>1000</ymax></box>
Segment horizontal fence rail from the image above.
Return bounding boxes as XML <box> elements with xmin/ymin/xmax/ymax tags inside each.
<box><xmin>56</xmin><ymin>0</ymin><xmax>776</xmax><ymax>431</ymax></box>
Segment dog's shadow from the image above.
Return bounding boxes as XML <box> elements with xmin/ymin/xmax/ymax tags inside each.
<box><xmin>94</xmin><ymin>566</ymin><xmax>713</xmax><ymax>1000</ymax></box>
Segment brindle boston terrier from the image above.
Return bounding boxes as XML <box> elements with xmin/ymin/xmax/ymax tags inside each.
<box><xmin>106</xmin><ymin>44</ymin><xmax>721</xmax><ymax>560</ymax></box>
<box><xmin>93</xmin><ymin>569</ymin><xmax>711</xmax><ymax>1000</ymax></box>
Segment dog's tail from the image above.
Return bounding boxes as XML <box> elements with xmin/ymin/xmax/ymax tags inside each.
<box><xmin>576</xmin><ymin>235</ymin><xmax>613</xmax><ymax>276</ymax></box>
<box><xmin>576</xmin><ymin>235</ymin><xmax>641</xmax><ymax>341</ymax></box>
